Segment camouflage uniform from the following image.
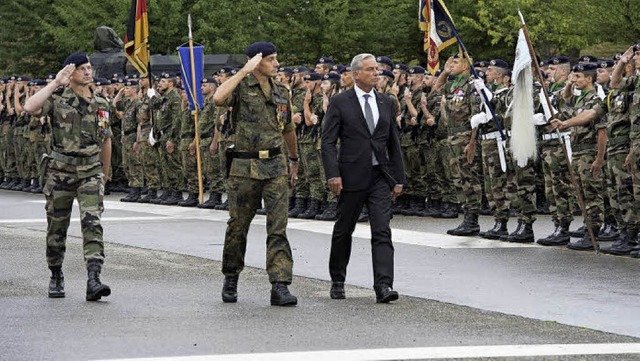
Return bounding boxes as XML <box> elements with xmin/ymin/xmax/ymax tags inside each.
<box><xmin>138</xmin><ymin>95</ymin><xmax>161</xmax><ymax>191</ymax></box>
<box><xmin>418</xmin><ymin>89</ymin><xmax>442</xmax><ymax>205</ymax></box>
<box><xmin>618</xmin><ymin>76</ymin><xmax>640</xmax><ymax>235</ymax></box>
<box><xmin>27</xmin><ymin>114</ymin><xmax>52</xmax><ymax>187</ymax></box>
<box><xmin>179</xmin><ymin>105</ymin><xmax>199</xmax><ymax>194</ymax></box>
<box><xmin>41</xmin><ymin>87</ymin><xmax>112</xmax><ymax>267</ymax></box>
<box><xmin>198</xmin><ymin>99</ymin><xmax>221</xmax><ymax>193</ymax></box>
<box><xmin>290</xmin><ymin>87</ymin><xmax>308</xmax><ymax>203</ymax></box>
<box><xmin>221</xmin><ymin>73</ymin><xmax>295</xmax><ymax>284</ymax></box>
<box><xmin>401</xmin><ymin>88</ymin><xmax>425</xmax><ymax>214</ymax></box>
<box><xmin>121</xmin><ymin>98</ymin><xmax>143</xmax><ymax>188</ymax></box>
<box><xmin>110</xmin><ymin>97</ymin><xmax>125</xmax><ymax>187</ymax></box>
<box><xmin>153</xmin><ymin>88</ymin><xmax>183</xmax><ymax>192</ymax></box>
<box><xmin>14</xmin><ymin>102</ymin><xmax>29</xmax><ymax>183</ymax></box>
<box><xmin>299</xmin><ymin>92</ymin><xmax>324</xmax><ymax>203</ymax></box>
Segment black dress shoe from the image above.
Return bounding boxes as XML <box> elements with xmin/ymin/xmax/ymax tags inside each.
<box><xmin>330</xmin><ymin>282</ymin><xmax>345</xmax><ymax>299</ymax></box>
<box><xmin>221</xmin><ymin>276</ymin><xmax>238</xmax><ymax>303</ymax></box>
<box><xmin>374</xmin><ymin>285</ymin><xmax>399</xmax><ymax>303</ymax></box>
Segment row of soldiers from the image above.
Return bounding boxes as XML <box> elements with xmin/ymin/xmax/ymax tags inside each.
<box><xmin>1</xmin><ymin>47</ymin><xmax>639</xmax><ymax>257</ymax></box>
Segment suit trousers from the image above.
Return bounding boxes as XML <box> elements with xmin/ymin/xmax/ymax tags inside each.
<box><xmin>329</xmin><ymin>166</ymin><xmax>394</xmax><ymax>288</ymax></box>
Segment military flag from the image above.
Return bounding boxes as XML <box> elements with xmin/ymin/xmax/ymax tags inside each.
<box><xmin>177</xmin><ymin>45</ymin><xmax>205</xmax><ymax>111</ymax></box>
<box><xmin>124</xmin><ymin>0</ymin><xmax>150</xmax><ymax>77</ymax></box>
<box><xmin>419</xmin><ymin>0</ymin><xmax>457</xmax><ymax>74</ymax></box>
<box><xmin>510</xmin><ymin>29</ymin><xmax>537</xmax><ymax>167</ymax></box>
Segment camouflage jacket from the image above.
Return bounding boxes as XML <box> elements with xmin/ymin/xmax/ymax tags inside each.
<box><xmin>443</xmin><ymin>73</ymin><xmax>481</xmax><ymax>136</ymax></box>
<box><xmin>121</xmin><ymin>98</ymin><xmax>141</xmax><ymax>144</ymax></box>
<box><xmin>557</xmin><ymin>88</ymin><xmax>606</xmax><ymax>155</ymax></box>
<box><xmin>400</xmin><ymin>88</ymin><xmax>423</xmax><ymax>146</ymax></box>
<box><xmin>153</xmin><ymin>88</ymin><xmax>181</xmax><ymax>143</ymax></box>
<box><xmin>198</xmin><ymin>99</ymin><xmax>217</xmax><ymax>146</ymax></box>
<box><xmin>179</xmin><ymin>104</ymin><xmax>194</xmax><ymax>140</ymax></box>
<box><xmin>222</xmin><ymin>73</ymin><xmax>295</xmax><ymax>179</ymax></box>
<box><xmin>137</xmin><ymin>95</ymin><xmax>152</xmax><ymax>138</ymax></box>
<box><xmin>619</xmin><ymin>75</ymin><xmax>640</xmax><ymax>144</ymax></box>
<box><xmin>299</xmin><ymin>92</ymin><xmax>323</xmax><ymax>144</ymax></box>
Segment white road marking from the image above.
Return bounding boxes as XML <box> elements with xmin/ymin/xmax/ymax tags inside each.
<box><xmin>15</xmin><ymin>199</ymin><xmax>536</xmax><ymax>249</ymax></box>
<box><xmin>94</xmin><ymin>343</ymin><xmax>640</xmax><ymax>361</ymax></box>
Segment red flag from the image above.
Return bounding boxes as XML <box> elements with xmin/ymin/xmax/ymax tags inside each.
<box><xmin>124</xmin><ymin>0</ymin><xmax>149</xmax><ymax>76</ymax></box>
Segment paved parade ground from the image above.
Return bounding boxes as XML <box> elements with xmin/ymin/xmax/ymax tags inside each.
<box><xmin>1</xmin><ymin>190</ymin><xmax>640</xmax><ymax>360</ymax></box>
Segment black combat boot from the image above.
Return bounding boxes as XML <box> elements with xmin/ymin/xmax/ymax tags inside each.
<box><xmin>221</xmin><ymin>275</ymin><xmax>238</xmax><ymax>303</ymax></box>
<box><xmin>505</xmin><ymin>220</ymin><xmax>534</xmax><ymax>243</ymax></box>
<box><xmin>288</xmin><ymin>196</ymin><xmax>296</xmax><ymax>211</ymax></box>
<box><xmin>30</xmin><ymin>179</ymin><xmax>43</xmax><ymax>193</ymax></box>
<box><xmin>23</xmin><ymin>178</ymin><xmax>36</xmax><ymax>192</ymax></box>
<box><xmin>417</xmin><ymin>199</ymin><xmax>441</xmax><ymax>217</ymax></box>
<box><xmin>11</xmin><ymin>178</ymin><xmax>25</xmax><ymax>191</ymax></box>
<box><xmin>48</xmin><ymin>265</ymin><xmax>65</xmax><ymax>298</ymax></box>
<box><xmin>161</xmin><ymin>189</ymin><xmax>182</xmax><ymax>205</ymax></box>
<box><xmin>597</xmin><ymin>221</ymin><xmax>619</xmax><ymax>242</ymax></box>
<box><xmin>120</xmin><ymin>187</ymin><xmax>141</xmax><ymax>202</ymax></box>
<box><xmin>600</xmin><ymin>229</ymin><xmax>638</xmax><ymax>256</ymax></box>
<box><xmin>567</xmin><ymin>227</ymin><xmax>600</xmax><ymax>251</ymax></box>
<box><xmin>138</xmin><ymin>188</ymin><xmax>157</xmax><ymax>203</ymax></box>
<box><xmin>537</xmin><ymin>220</ymin><xmax>571</xmax><ymax>246</ymax></box>
<box><xmin>270</xmin><ymin>282</ymin><xmax>298</xmax><ymax>306</ymax></box>
<box><xmin>255</xmin><ymin>206</ymin><xmax>267</xmax><ymax>215</ymax></box>
<box><xmin>140</xmin><ymin>186</ymin><xmax>149</xmax><ymax>195</ymax></box>
<box><xmin>434</xmin><ymin>202</ymin><xmax>459</xmax><ymax>219</ymax></box>
<box><xmin>198</xmin><ymin>192</ymin><xmax>222</xmax><ymax>209</ymax></box>
<box><xmin>392</xmin><ymin>195</ymin><xmax>410</xmax><ymax>215</ymax></box>
<box><xmin>215</xmin><ymin>199</ymin><xmax>229</xmax><ymax>211</ymax></box>
<box><xmin>86</xmin><ymin>260</ymin><xmax>111</xmax><ymax>301</ymax></box>
<box><xmin>0</xmin><ymin>177</ymin><xmax>8</xmax><ymax>189</ymax></box>
<box><xmin>401</xmin><ymin>196</ymin><xmax>420</xmax><ymax>216</ymax></box>
<box><xmin>481</xmin><ymin>219</ymin><xmax>508</xmax><ymax>240</ymax></box>
<box><xmin>288</xmin><ymin>197</ymin><xmax>307</xmax><ymax>218</ymax></box>
<box><xmin>298</xmin><ymin>199</ymin><xmax>320</xmax><ymax>219</ymax></box>
<box><xmin>447</xmin><ymin>212</ymin><xmax>480</xmax><ymax>236</ymax></box>
<box><xmin>150</xmin><ymin>189</ymin><xmax>168</xmax><ymax>204</ymax></box>
<box><xmin>569</xmin><ymin>225</ymin><xmax>585</xmax><ymax>238</ymax></box>
<box><xmin>3</xmin><ymin>177</ymin><xmax>18</xmax><ymax>190</ymax></box>
<box><xmin>315</xmin><ymin>202</ymin><xmax>338</xmax><ymax>221</ymax></box>
<box><xmin>178</xmin><ymin>192</ymin><xmax>199</xmax><ymax>207</ymax></box>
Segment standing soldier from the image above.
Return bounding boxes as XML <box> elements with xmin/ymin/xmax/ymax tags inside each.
<box><xmin>25</xmin><ymin>79</ymin><xmax>50</xmax><ymax>193</ymax></box>
<box><xmin>117</xmin><ymin>80</ymin><xmax>144</xmax><ymax>202</ymax></box>
<box><xmin>550</xmin><ymin>63</ymin><xmax>608</xmax><ymax>251</ymax></box>
<box><xmin>12</xmin><ymin>76</ymin><xmax>31</xmax><ymax>191</ymax></box>
<box><xmin>0</xmin><ymin>79</ymin><xmax>7</xmax><ymax>186</ymax></box>
<box><xmin>137</xmin><ymin>76</ymin><xmax>162</xmax><ymax>203</ymax></box>
<box><xmin>24</xmin><ymin>52</ymin><xmax>112</xmax><ymax>301</ymax></box>
<box><xmin>1</xmin><ymin>76</ymin><xmax>19</xmax><ymax>190</ymax></box>
<box><xmin>213</xmin><ymin>42</ymin><xmax>299</xmax><ymax>306</ymax></box>
<box><xmin>177</xmin><ymin>88</ymin><xmax>199</xmax><ymax>207</ymax></box>
<box><xmin>288</xmin><ymin>66</ymin><xmax>311</xmax><ymax>217</ymax></box>
<box><xmin>197</xmin><ymin>77</ymin><xmax>222</xmax><ymax>209</ymax></box>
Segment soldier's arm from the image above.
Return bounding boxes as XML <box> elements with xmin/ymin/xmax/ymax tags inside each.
<box><xmin>25</xmin><ymin>64</ymin><xmax>74</xmax><ymax>115</ymax></box>
<box><xmin>100</xmin><ymin>137</ymin><xmax>112</xmax><ymax>180</ymax></box>
<box><xmin>595</xmin><ymin>128</ymin><xmax>607</xmax><ymax>164</ymax></box>
<box><xmin>214</xmin><ymin>54</ymin><xmax>263</xmax><ymax>106</ymax></box>
<box><xmin>611</xmin><ymin>46</ymin><xmax>634</xmax><ymax>89</ymax></box>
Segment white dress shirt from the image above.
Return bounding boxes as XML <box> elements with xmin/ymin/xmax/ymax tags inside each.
<box><xmin>354</xmin><ymin>84</ymin><xmax>379</xmax><ymax>128</ymax></box>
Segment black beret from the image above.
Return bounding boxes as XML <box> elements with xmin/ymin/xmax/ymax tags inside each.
<box><xmin>293</xmin><ymin>66</ymin><xmax>310</xmax><ymax>74</ymax></box>
<box><xmin>474</xmin><ymin>61</ymin><xmax>489</xmax><ymax>68</ymax></box>
<box><xmin>316</xmin><ymin>56</ymin><xmax>334</xmax><ymax>65</ymax></box>
<box><xmin>218</xmin><ymin>67</ymin><xmax>234</xmax><ymax>75</ymax></box>
<box><xmin>409</xmin><ymin>66</ymin><xmax>426</xmax><ymax>74</ymax></box>
<box><xmin>0</xmin><ymin>79</ymin><xmax>5</xmax><ymax>85</ymax></box>
<box><xmin>376</xmin><ymin>56</ymin><xmax>394</xmax><ymax>68</ymax></box>
<box><xmin>323</xmin><ymin>73</ymin><xmax>341</xmax><ymax>81</ymax></box>
<box><xmin>160</xmin><ymin>72</ymin><xmax>177</xmax><ymax>79</ymax></box>
<box><xmin>394</xmin><ymin>64</ymin><xmax>409</xmax><ymax>72</ymax></box>
<box><xmin>32</xmin><ymin>79</ymin><xmax>47</xmax><ymax>86</ymax></box>
<box><xmin>94</xmin><ymin>78</ymin><xmax>110</xmax><ymax>86</ymax></box>
<box><xmin>17</xmin><ymin>76</ymin><xmax>31</xmax><ymax>82</ymax></box>
<box><xmin>9</xmin><ymin>75</ymin><xmax>18</xmax><ymax>81</ymax></box>
<box><xmin>489</xmin><ymin>59</ymin><xmax>510</xmax><ymax>69</ymax></box>
<box><xmin>125</xmin><ymin>80</ymin><xmax>139</xmax><ymax>87</ymax></box>
<box><xmin>116</xmin><ymin>77</ymin><xmax>126</xmax><ymax>84</ymax></box>
<box><xmin>613</xmin><ymin>52</ymin><xmax>623</xmax><ymax>61</ymax></box>
<box><xmin>46</xmin><ymin>74</ymin><xmax>56</xmax><ymax>80</ymax></box>
<box><xmin>597</xmin><ymin>60</ymin><xmax>614</xmax><ymax>69</ymax></box>
<box><xmin>245</xmin><ymin>42</ymin><xmax>277</xmax><ymax>58</ymax></box>
<box><xmin>126</xmin><ymin>73</ymin><xmax>140</xmax><ymax>79</ymax></box>
<box><xmin>63</xmin><ymin>52</ymin><xmax>90</xmax><ymax>68</ymax></box>
<box><xmin>633</xmin><ymin>44</ymin><xmax>640</xmax><ymax>52</ymax></box>
<box><xmin>111</xmin><ymin>73</ymin><xmax>124</xmax><ymax>81</ymax></box>
<box><xmin>434</xmin><ymin>69</ymin><xmax>442</xmax><ymax>76</ymax></box>
<box><xmin>572</xmin><ymin>63</ymin><xmax>597</xmax><ymax>72</ymax></box>
<box><xmin>331</xmin><ymin>64</ymin><xmax>346</xmax><ymax>73</ymax></box>
<box><xmin>201</xmin><ymin>77</ymin><xmax>218</xmax><ymax>85</ymax></box>
<box><xmin>380</xmin><ymin>70</ymin><xmax>395</xmax><ymax>79</ymax></box>
<box><xmin>304</xmin><ymin>73</ymin><xmax>322</xmax><ymax>81</ymax></box>
<box><xmin>453</xmin><ymin>52</ymin><xmax>472</xmax><ymax>59</ymax></box>
<box><xmin>551</xmin><ymin>56</ymin><xmax>570</xmax><ymax>65</ymax></box>
<box><xmin>579</xmin><ymin>55</ymin><xmax>599</xmax><ymax>63</ymax></box>
<box><xmin>278</xmin><ymin>66</ymin><xmax>293</xmax><ymax>74</ymax></box>
<box><xmin>339</xmin><ymin>66</ymin><xmax>351</xmax><ymax>74</ymax></box>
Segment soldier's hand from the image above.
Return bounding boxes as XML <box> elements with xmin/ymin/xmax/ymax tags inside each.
<box><xmin>590</xmin><ymin>159</ymin><xmax>603</xmax><ymax>179</ymax></box>
<box><xmin>550</xmin><ymin>119</ymin><xmax>564</xmax><ymax>130</ymax></box>
<box><xmin>242</xmin><ymin>53</ymin><xmax>263</xmax><ymax>74</ymax></box>
<box><xmin>621</xmin><ymin>46</ymin><xmax>635</xmax><ymax>63</ymax></box>
<box><xmin>133</xmin><ymin>141</ymin><xmax>141</xmax><ymax>154</ymax></box>
<box><xmin>464</xmin><ymin>142</ymin><xmax>476</xmax><ymax>165</ymax></box>
<box><xmin>210</xmin><ymin>141</ymin><xmax>218</xmax><ymax>154</ymax></box>
<box><xmin>426</xmin><ymin>117</ymin><xmax>435</xmax><ymax>127</ymax></box>
<box><xmin>310</xmin><ymin>114</ymin><xmax>318</xmax><ymax>125</ymax></box>
<box><xmin>391</xmin><ymin>184</ymin><xmax>403</xmax><ymax>200</ymax></box>
<box><xmin>625</xmin><ymin>152</ymin><xmax>633</xmax><ymax>172</ymax></box>
<box><xmin>188</xmin><ymin>141</ymin><xmax>196</xmax><ymax>155</ymax></box>
<box><xmin>328</xmin><ymin>177</ymin><xmax>343</xmax><ymax>197</ymax></box>
<box><xmin>289</xmin><ymin>162</ymin><xmax>299</xmax><ymax>186</ymax></box>
<box><xmin>292</xmin><ymin>112</ymin><xmax>302</xmax><ymax>124</ymax></box>
<box><xmin>403</xmin><ymin>92</ymin><xmax>412</xmax><ymax>103</ymax></box>
<box><xmin>55</xmin><ymin>64</ymin><xmax>75</xmax><ymax>87</ymax></box>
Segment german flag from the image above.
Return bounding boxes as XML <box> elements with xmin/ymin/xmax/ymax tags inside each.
<box><xmin>124</xmin><ymin>0</ymin><xmax>149</xmax><ymax>77</ymax></box>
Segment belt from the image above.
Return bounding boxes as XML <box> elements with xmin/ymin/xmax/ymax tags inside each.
<box><xmin>541</xmin><ymin>131</ymin><xmax>571</xmax><ymax>141</ymax></box>
<box><xmin>181</xmin><ymin>132</ymin><xmax>195</xmax><ymax>139</ymax></box>
<box><xmin>49</xmin><ymin>151</ymin><xmax>100</xmax><ymax>166</ymax></box>
<box><xmin>572</xmin><ymin>141</ymin><xmax>597</xmax><ymax>153</ymax></box>
<box><xmin>447</xmin><ymin>126</ymin><xmax>469</xmax><ymax>136</ymax></box>
<box><xmin>232</xmin><ymin>147</ymin><xmax>281</xmax><ymax>159</ymax></box>
<box><xmin>200</xmin><ymin>131</ymin><xmax>213</xmax><ymax>138</ymax></box>
<box><xmin>122</xmin><ymin>129</ymin><xmax>136</xmax><ymax>136</ymax></box>
<box><xmin>480</xmin><ymin>130</ymin><xmax>510</xmax><ymax>141</ymax></box>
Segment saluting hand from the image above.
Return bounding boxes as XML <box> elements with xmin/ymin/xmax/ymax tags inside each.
<box><xmin>55</xmin><ymin>64</ymin><xmax>75</xmax><ymax>87</ymax></box>
<box><xmin>242</xmin><ymin>53</ymin><xmax>263</xmax><ymax>74</ymax></box>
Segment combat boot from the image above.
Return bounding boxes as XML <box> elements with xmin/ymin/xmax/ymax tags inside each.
<box><xmin>215</xmin><ymin>199</ymin><xmax>229</xmax><ymax>211</ymax></box>
<box><xmin>447</xmin><ymin>212</ymin><xmax>480</xmax><ymax>236</ymax></box>
<box><xmin>400</xmin><ymin>196</ymin><xmax>419</xmax><ymax>216</ymax></box>
<box><xmin>161</xmin><ymin>189</ymin><xmax>181</xmax><ymax>205</ymax></box>
<box><xmin>316</xmin><ymin>202</ymin><xmax>338</xmax><ymax>221</ymax></box>
<box><xmin>3</xmin><ymin>177</ymin><xmax>18</xmax><ymax>190</ymax></box>
<box><xmin>567</xmin><ymin>228</ymin><xmax>600</xmax><ymax>251</ymax></box>
<box><xmin>392</xmin><ymin>195</ymin><xmax>409</xmax><ymax>215</ymax></box>
<box><xmin>150</xmin><ymin>189</ymin><xmax>168</xmax><ymax>204</ymax></box>
<box><xmin>30</xmin><ymin>179</ymin><xmax>42</xmax><ymax>193</ymax></box>
<box><xmin>481</xmin><ymin>219</ymin><xmax>508</xmax><ymax>240</ymax></box>
<box><xmin>288</xmin><ymin>196</ymin><xmax>296</xmax><ymax>211</ymax></box>
<box><xmin>298</xmin><ymin>199</ymin><xmax>320</xmax><ymax>219</ymax></box>
<box><xmin>417</xmin><ymin>199</ymin><xmax>441</xmax><ymax>217</ymax></box>
<box><xmin>600</xmin><ymin>229</ymin><xmax>638</xmax><ymax>256</ymax></box>
<box><xmin>48</xmin><ymin>266</ymin><xmax>65</xmax><ymax>298</ymax></box>
<box><xmin>597</xmin><ymin>222</ymin><xmax>619</xmax><ymax>242</ymax></box>
<box><xmin>23</xmin><ymin>178</ymin><xmax>36</xmax><ymax>192</ymax></box>
<box><xmin>270</xmin><ymin>282</ymin><xmax>298</xmax><ymax>306</ymax></box>
<box><xmin>11</xmin><ymin>178</ymin><xmax>24</xmax><ymax>191</ymax></box>
<box><xmin>434</xmin><ymin>202</ymin><xmax>459</xmax><ymax>219</ymax></box>
<box><xmin>569</xmin><ymin>225</ymin><xmax>585</xmax><ymax>238</ymax></box>
<box><xmin>178</xmin><ymin>192</ymin><xmax>199</xmax><ymax>207</ymax></box>
<box><xmin>197</xmin><ymin>192</ymin><xmax>222</xmax><ymax>209</ymax></box>
<box><xmin>221</xmin><ymin>275</ymin><xmax>238</xmax><ymax>303</ymax></box>
<box><xmin>255</xmin><ymin>207</ymin><xmax>267</xmax><ymax>215</ymax></box>
<box><xmin>120</xmin><ymin>187</ymin><xmax>141</xmax><ymax>202</ymax></box>
<box><xmin>0</xmin><ymin>177</ymin><xmax>8</xmax><ymax>189</ymax></box>
<box><xmin>86</xmin><ymin>260</ymin><xmax>111</xmax><ymax>301</ymax></box>
<box><xmin>505</xmin><ymin>221</ymin><xmax>534</xmax><ymax>243</ymax></box>
<box><xmin>537</xmin><ymin>221</ymin><xmax>571</xmax><ymax>246</ymax></box>
<box><xmin>138</xmin><ymin>188</ymin><xmax>157</xmax><ymax>203</ymax></box>
<box><xmin>288</xmin><ymin>197</ymin><xmax>307</xmax><ymax>218</ymax></box>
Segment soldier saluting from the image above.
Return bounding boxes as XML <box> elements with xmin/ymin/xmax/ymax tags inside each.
<box><xmin>24</xmin><ymin>52</ymin><xmax>112</xmax><ymax>301</ymax></box>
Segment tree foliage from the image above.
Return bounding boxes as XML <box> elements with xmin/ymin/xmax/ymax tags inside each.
<box><xmin>1</xmin><ymin>0</ymin><xmax>639</xmax><ymax>76</ymax></box>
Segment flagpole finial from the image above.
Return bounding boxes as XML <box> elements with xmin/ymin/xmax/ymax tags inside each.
<box><xmin>518</xmin><ymin>9</ymin><xmax>525</xmax><ymax>25</ymax></box>
<box><xmin>188</xmin><ymin>14</ymin><xmax>193</xmax><ymax>40</ymax></box>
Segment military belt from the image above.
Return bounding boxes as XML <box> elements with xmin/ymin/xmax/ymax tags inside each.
<box><xmin>122</xmin><ymin>129</ymin><xmax>137</xmax><ymax>136</ymax></box>
<box><xmin>541</xmin><ymin>131</ymin><xmax>571</xmax><ymax>141</ymax></box>
<box><xmin>49</xmin><ymin>151</ymin><xmax>100</xmax><ymax>166</ymax></box>
<box><xmin>607</xmin><ymin>136</ymin><xmax>630</xmax><ymax>147</ymax></box>
<box><xmin>232</xmin><ymin>147</ymin><xmax>281</xmax><ymax>160</ymax></box>
<box><xmin>200</xmin><ymin>131</ymin><xmax>213</xmax><ymax>138</ymax></box>
<box><xmin>181</xmin><ymin>132</ymin><xmax>195</xmax><ymax>139</ymax></box>
<box><xmin>480</xmin><ymin>130</ymin><xmax>510</xmax><ymax>141</ymax></box>
<box><xmin>447</xmin><ymin>126</ymin><xmax>469</xmax><ymax>136</ymax></box>
<box><xmin>571</xmin><ymin>141</ymin><xmax>597</xmax><ymax>153</ymax></box>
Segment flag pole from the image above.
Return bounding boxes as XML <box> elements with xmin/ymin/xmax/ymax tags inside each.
<box><xmin>188</xmin><ymin>14</ymin><xmax>204</xmax><ymax>204</ymax></box>
<box><xmin>518</xmin><ymin>9</ymin><xmax>599</xmax><ymax>253</ymax></box>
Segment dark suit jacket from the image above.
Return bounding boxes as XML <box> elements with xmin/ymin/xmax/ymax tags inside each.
<box><xmin>321</xmin><ymin>88</ymin><xmax>405</xmax><ymax>192</ymax></box>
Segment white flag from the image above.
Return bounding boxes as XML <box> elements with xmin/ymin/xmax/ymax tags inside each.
<box><xmin>510</xmin><ymin>28</ymin><xmax>537</xmax><ymax>167</ymax></box>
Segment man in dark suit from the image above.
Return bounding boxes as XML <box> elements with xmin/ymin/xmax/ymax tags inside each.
<box><xmin>321</xmin><ymin>53</ymin><xmax>405</xmax><ymax>303</ymax></box>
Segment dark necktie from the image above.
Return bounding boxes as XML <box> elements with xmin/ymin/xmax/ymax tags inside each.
<box><xmin>363</xmin><ymin>94</ymin><xmax>375</xmax><ymax>134</ymax></box>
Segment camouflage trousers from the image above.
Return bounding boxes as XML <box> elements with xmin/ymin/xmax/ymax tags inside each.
<box><xmin>0</xmin><ymin>134</ymin><xmax>5</xmax><ymax>178</ymax></box>
<box><xmin>201</xmin><ymin>139</ymin><xmax>225</xmax><ymax>194</ymax></box>
<box><xmin>448</xmin><ymin>133</ymin><xmax>482</xmax><ymax>214</ymax></box>
<box><xmin>481</xmin><ymin>139</ymin><xmax>513</xmax><ymax>220</ymax></box>
<box><xmin>572</xmin><ymin>152</ymin><xmax>604</xmax><ymax>229</ymax></box>
<box><xmin>606</xmin><ymin>150</ymin><xmax>635</xmax><ymax>231</ymax></box>
<box><xmin>24</xmin><ymin>139</ymin><xmax>37</xmax><ymax>179</ymax></box>
<box><xmin>300</xmin><ymin>141</ymin><xmax>324</xmax><ymax>201</ymax></box>
<box><xmin>43</xmin><ymin>161</ymin><xmax>105</xmax><ymax>267</ymax></box>
<box><xmin>13</xmin><ymin>130</ymin><xmax>27</xmax><ymax>178</ymax></box>
<box><xmin>541</xmin><ymin>143</ymin><xmax>575</xmax><ymax>224</ymax></box>
<box><xmin>2</xmin><ymin>127</ymin><xmax>17</xmax><ymax>178</ymax></box>
<box><xmin>180</xmin><ymin>138</ymin><xmax>199</xmax><ymax>194</ymax></box>
<box><xmin>317</xmin><ymin>148</ymin><xmax>336</xmax><ymax>203</ymax></box>
<box><xmin>507</xmin><ymin>158</ymin><xmax>537</xmax><ymax>224</ymax></box>
<box><xmin>222</xmin><ymin>175</ymin><xmax>293</xmax><ymax>284</ymax></box>
<box><xmin>158</xmin><ymin>144</ymin><xmax>183</xmax><ymax>190</ymax></box>
<box><xmin>30</xmin><ymin>139</ymin><xmax>51</xmax><ymax>180</ymax></box>
<box><xmin>627</xmin><ymin>143</ymin><xmax>640</xmax><ymax>230</ymax></box>
<box><xmin>434</xmin><ymin>138</ymin><xmax>456</xmax><ymax>203</ymax></box>
<box><xmin>110</xmin><ymin>134</ymin><xmax>126</xmax><ymax>185</ymax></box>
<box><xmin>602</xmin><ymin>157</ymin><xmax>617</xmax><ymax>224</ymax></box>
<box><xmin>419</xmin><ymin>142</ymin><xmax>437</xmax><ymax>200</ymax></box>
<box><xmin>402</xmin><ymin>143</ymin><xmax>422</xmax><ymax>197</ymax></box>
<box><xmin>291</xmin><ymin>143</ymin><xmax>308</xmax><ymax>199</ymax></box>
<box><xmin>122</xmin><ymin>141</ymin><xmax>144</xmax><ymax>188</ymax></box>
<box><xmin>140</xmin><ymin>140</ymin><xmax>161</xmax><ymax>190</ymax></box>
